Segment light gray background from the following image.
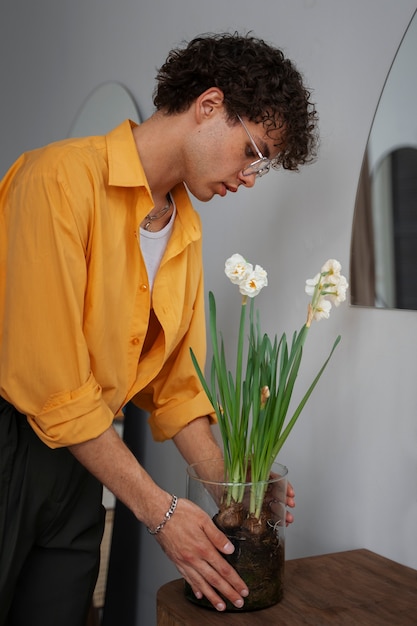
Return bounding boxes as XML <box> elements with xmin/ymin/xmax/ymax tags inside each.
<box><xmin>1</xmin><ymin>2</ymin><xmax>416</xmax><ymax>624</ymax></box>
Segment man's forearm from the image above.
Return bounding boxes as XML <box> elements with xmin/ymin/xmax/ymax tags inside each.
<box><xmin>69</xmin><ymin>424</ymin><xmax>172</xmax><ymax>529</ymax></box>
<box><xmin>172</xmin><ymin>416</ymin><xmax>223</xmax><ymax>467</ymax></box>
<box><xmin>69</xmin><ymin>417</ymin><xmax>224</xmax><ymax>528</ymax></box>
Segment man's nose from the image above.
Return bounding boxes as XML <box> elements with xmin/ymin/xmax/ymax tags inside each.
<box><xmin>238</xmin><ymin>170</ymin><xmax>256</xmax><ymax>188</ymax></box>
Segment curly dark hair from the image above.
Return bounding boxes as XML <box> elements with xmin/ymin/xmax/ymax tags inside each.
<box><xmin>153</xmin><ymin>32</ymin><xmax>319</xmax><ymax>171</ymax></box>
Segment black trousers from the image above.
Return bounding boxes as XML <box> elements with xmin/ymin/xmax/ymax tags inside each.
<box><xmin>0</xmin><ymin>397</ymin><xmax>105</xmax><ymax>626</ymax></box>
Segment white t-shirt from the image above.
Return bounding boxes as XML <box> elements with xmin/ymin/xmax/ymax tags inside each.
<box><xmin>139</xmin><ymin>198</ymin><xmax>176</xmax><ymax>291</ymax></box>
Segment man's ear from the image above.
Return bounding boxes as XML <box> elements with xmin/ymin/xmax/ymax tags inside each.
<box><xmin>195</xmin><ymin>87</ymin><xmax>225</xmax><ymax>122</ymax></box>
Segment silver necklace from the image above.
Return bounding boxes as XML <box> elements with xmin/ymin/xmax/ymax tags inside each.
<box><xmin>143</xmin><ymin>197</ymin><xmax>172</xmax><ymax>232</ymax></box>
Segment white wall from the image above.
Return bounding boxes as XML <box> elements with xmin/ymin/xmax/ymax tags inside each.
<box><xmin>1</xmin><ymin>2</ymin><xmax>417</xmax><ymax>625</ymax></box>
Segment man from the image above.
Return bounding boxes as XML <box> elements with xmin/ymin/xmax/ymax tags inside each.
<box><xmin>0</xmin><ymin>32</ymin><xmax>318</xmax><ymax>625</ymax></box>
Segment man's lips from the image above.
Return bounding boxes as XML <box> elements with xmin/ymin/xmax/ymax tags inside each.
<box><xmin>220</xmin><ymin>183</ymin><xmax>238</xmax><ymax>196</ymax></box>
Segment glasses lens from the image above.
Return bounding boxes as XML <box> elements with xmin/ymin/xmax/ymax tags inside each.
<box><xmin>243</xmin><ymin>158</ymin><xmax>271</xmax><ymax>178</ymax></box>
<box><xmin>257</xmin><ymin>161</ymin><xmax>271</xmax><ymax>177</ymax></box>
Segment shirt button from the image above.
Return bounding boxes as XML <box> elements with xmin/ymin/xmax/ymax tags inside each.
<box><xmin>131</xmin><ymin>337</ymin><xmax>140</xmax><ymax>345</ymax></box>
<box><xmin>139</xmin><ymin>283</ymin><xmax>148</xmax><ymax>292</ymax></box>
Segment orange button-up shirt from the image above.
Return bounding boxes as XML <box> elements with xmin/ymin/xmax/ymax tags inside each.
<box><xmin>0</xmin><ymin>120</ymin><xmax>215</xmax><ymax>448</ymax></box>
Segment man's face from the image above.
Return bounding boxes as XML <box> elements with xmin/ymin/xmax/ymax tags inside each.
<box><xmin>183</xmin><ymin>111</ymin><xmax>283</xmax><ymax>202</ymax></box>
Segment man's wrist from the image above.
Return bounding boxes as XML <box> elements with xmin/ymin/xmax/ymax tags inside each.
<box><xmin>146</xmin><ymin>494</ymin><xmax>178</xmax><ymax>535</ymax></box>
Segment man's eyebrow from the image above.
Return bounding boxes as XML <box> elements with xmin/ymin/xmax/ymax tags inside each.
<box><xmin>258</xmin><ymin>138</ymin><xmax>270</xmax><ymax>159</ymax></box>
<box><xmin>251</xmin><ymin>130</ymin><xmax>270</xmax><ymax>159</ymax></box>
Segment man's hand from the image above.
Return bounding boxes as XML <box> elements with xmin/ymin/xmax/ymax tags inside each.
<box><xmin>155</xmin><ymin>498</ymin><xmax>249</xmax><ymax>611</ymax></box>
<box><xmin>286</xmin><ymin>481</ymin><xmax>296</xmax><ymax>525</ymax></box>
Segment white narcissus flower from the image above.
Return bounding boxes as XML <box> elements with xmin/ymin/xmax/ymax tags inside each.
<box><xmin>327</xmin><ymin>275</ymin><xmax>349</xmax><ymax>306</ymax></box>
<box><xmin>305</xmin><ymin>259</ymin><xmax>348</xmax><ymax>325</ymax></box>
<box><xmin>321</xmin><ymin>259</ymin><xmax>342</xmax><ymax>276</ymax></box>
<box><xmin>312</xmin><ymin>297</ymin><xmax>332</xmax><ymax>321</ymax></box>
<box><xmin>305</xmin><ymin>273</ymin><xmax>321</xmax><ymax>297</ymax></box>
<box><xmin>239</xmin><ymin>264</ymin><xmax>268</xmax><ymax>298</ymax></box>
<box><xmin>225</xmin><ymin>253</ymin><xmax>253</xmax><ymax>285</ymax></box>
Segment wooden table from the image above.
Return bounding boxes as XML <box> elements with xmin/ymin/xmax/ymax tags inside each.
<box><xmin>157</xmin><ymin>549</ymin><xmax>417</xmax><ymax>625</ymax></box>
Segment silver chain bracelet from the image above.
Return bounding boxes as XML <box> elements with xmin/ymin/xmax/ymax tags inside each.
<box><xmin>146</xmin><ymin>494</ymin><xmax>178</xmax><ymax>535</ymax></box>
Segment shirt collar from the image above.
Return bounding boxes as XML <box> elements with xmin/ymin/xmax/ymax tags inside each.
<box><xmin>106</xmin><ymin>119</ymin><xmax>150</xmax><ymax>192</ymax></box>
<box><xmin>105</xmin><ymin>119</ymin><xmax>201</xmax><ymax>244</ymax></box>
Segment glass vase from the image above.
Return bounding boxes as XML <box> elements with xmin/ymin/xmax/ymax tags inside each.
<box><xmin>184</xmin><ymin>459</ymin><xmax>288</xmax><ymax>611</ymax></box>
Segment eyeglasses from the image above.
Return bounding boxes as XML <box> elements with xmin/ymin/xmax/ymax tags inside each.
<box><xmin>237</xmin><ymin>114</ymin><xmax>272</xmax><ymax>178</ymax></box>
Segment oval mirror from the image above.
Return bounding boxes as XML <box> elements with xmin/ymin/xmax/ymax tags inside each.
<box><xmin>68</xmin><ymin>81</ymin><xmax>140</xmax><ymax>137</ymax></box>
<box><xmin>350</xmin><ymin>10</ymin><xmax>417</xmax><ymax>309</ymax></box>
